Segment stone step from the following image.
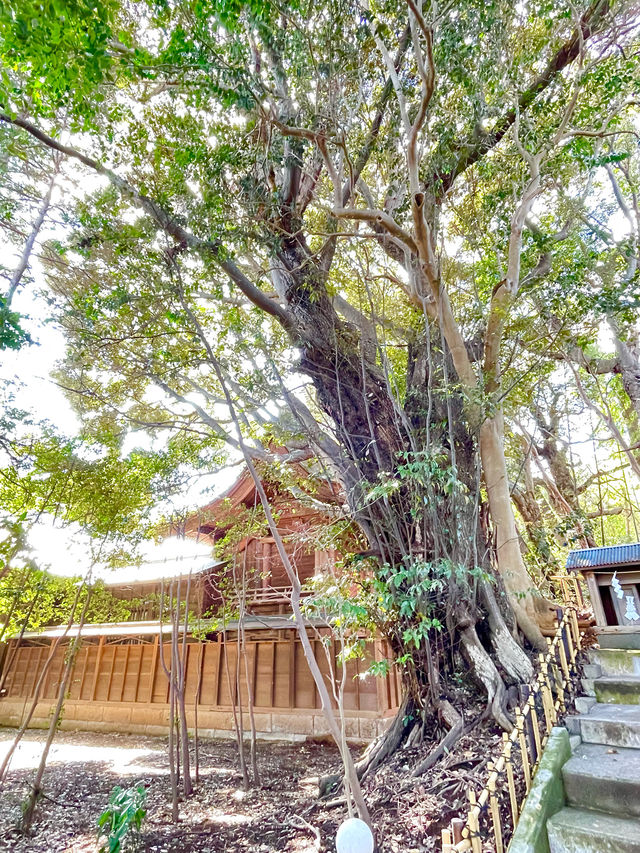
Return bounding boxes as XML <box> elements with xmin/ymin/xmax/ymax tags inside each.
<box><xmin>595</xmin><ymin>675</ymin><xmax>640</xmax><ymax>705</ymax></box>
<box><xmin>582</xmin><ymin>663</ymin><xmax>602</xmax><ymax>679</ymax></box>
<box><xmin>547</xmin><ymin>807</ymin><xmax>640</xmax><ymax>853</ymax></box>
<box><xmin>597</xmin><ymin>631</ymin><xmax>640</xmax><ymax>650</ymax></box>
<box><xmin>562</xmin><ymin>742</ymin><xmax>640</xmax><ymax>818</ymax></box>
<box><xmin>574</xmin><ymin>695</ymin><xmax>596</xmax><ymax>714</ymax></box>
<box><xmin>566</xmin><ymin>703</ymin><xmax>640</xmax><ymax>748</ymax></box>
<box><xmin>589</xmin><ymin>648</ymin><xmax>640</xmax><ymax>677</ymax></box>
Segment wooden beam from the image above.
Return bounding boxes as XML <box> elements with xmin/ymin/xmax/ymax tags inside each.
<box><xmin>251</xmin><ymin>641</ymin><xmax>258</xmax><ymax>707</ymax></box>
<box><xmin>374</xmin><ymin>639</ymin><xmax>387</xmax><ymax>712</ymax></box>
<box><xmin>17</xmin><ymin>646</ymin><xmax>31</xmax><ymax>697</ymax></box>
<box><xmin>147</xmin><ymin>635</ymin><xmax>160</xmax><ymax>703</ymax></box>
<box><xmin>91</xmin><ymin>636</ymin><xmax>105</xmax><ymax>701</ymax></box>
<box><xmin>271</xmin><ymin>641</ymin><xmax>276</xmax><ymax>708</ymax></box>
<box><xmin>196</xmin><ymin>641</ymin><xmax>205</xmax><ymax>707</ymax></box>
<box><xmin>133</xmin><ymin>644</ymin><xmax>143</xmax><ymax>702</ymax></box>
<box><xmin>585</xmin><ymin>571</ymin><xmax>607</xmax><ymax>626</ymax></box>
<box><xmin>214</xmin><ymin>637</ymin><xmax>223</xmax><ymax>706</ymax></box>
<box><xmin>29</xmin><ymin>647</ymin><xmax>45</xmax><ymax>699</ymax></box>
<box><xmin>77</xmin><ymin>645</ymin><xmax>90</xmax><ymax>699</ymax></box>
<box><xmin>120</xmin><ymin>645</ymin><xmax>131</xmax><ymax>701</ymax></box>
<box><xmin>42</xmin><ymin>639</ymin><xmax>61</xmax><ymax>700</ymax></box>
<box><xmin>105</xmin><ymin>645</ymin><xmax>117</xmax><ymax>701</ymax></box>
<box><xmin>289</xmin><ymin>632</ymin><xmax>296</xmax><ymax>709</ymax></box>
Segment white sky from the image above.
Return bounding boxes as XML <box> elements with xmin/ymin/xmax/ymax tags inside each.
<box><xmin>26</xmin><ymin>520</ymin><xmax>217</xmax><ymax>580</ymax></box>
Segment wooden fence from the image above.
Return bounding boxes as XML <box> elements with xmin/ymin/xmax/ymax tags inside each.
<box><xmin>441</xmin><ymin>609</ymin><xmax>583</xmax><ymax>853</ymax></box>
<box><xmin>0</xmin><ymin>628</ymin><xmax>402</xmax><ymax>725</ymax></box>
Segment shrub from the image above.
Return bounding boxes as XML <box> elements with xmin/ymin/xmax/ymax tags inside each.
<box><xmin>97</xmin><ymin>784</ymin><xmax>147</xmax><ymax>853</ymax></box>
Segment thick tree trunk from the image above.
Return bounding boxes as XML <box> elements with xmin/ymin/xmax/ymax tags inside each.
<box><xmin>480</xmin><ymin>415</ymin><xmax>549</xmax><ymax>650</ymax></box>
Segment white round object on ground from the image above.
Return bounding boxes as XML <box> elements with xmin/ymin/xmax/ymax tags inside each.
<box><xmin>336</xmin><ymin>817</ymin><xmax>374</xmax><ymax>853</ymax></box>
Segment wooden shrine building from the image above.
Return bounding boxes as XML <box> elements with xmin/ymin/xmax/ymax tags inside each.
<box><xmin>567</xmin><ymin>543</ymin><xmax>640</xmax><ymax>646</ymax></box>
<box><xmin>0</xmin><ymin>469</ymin><xmax>401</xmax><ymax>741</ymax></box>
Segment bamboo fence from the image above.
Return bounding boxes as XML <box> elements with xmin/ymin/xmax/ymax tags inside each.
<box><xmin>548</xmin><ymin>574</ymin><xmax>587</xmax><ymax>610</ymax></box>
<box><xmin>441</xmin><ymin>608</ymin><xmax>583</xmax><ymax>853</ymax></box>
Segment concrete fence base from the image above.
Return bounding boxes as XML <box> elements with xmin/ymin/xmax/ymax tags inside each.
<box><xmin>508</xmin><ymin>727</ymin><xmax>571</xmax><ymax>853</ymax></box>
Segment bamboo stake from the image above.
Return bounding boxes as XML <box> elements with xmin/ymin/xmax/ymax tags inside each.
<box><xmin>467</xmin><ymin>790</ymin><xmax>482</xmax><ymax>853</ymax></box>
<box><xmin>557</xmin><ymin>632</ymin><xmax>570</xmax><ymax>683</ymax></box>
<box><xmin>442</xmin><ymin>828</ymin><xmax>453</xmax><ymax>852</ymax></box>
<box><xmin>487</xmin><ymin>762</ymin><xmax>503</xmax><ymax>853</ymax></box>
<box><xmin>540</xmin><ymin>674</ymin><xmax>556</xmax><ymax>729</ymax></box>
<box><xmin>528</xmin><ymin>695</ymin><xmax>542</xmax><ymax>766</ymax></box>
<box><xmin>451</xmin><ymin>818</ymin><xmax>465</xmax><ymax>845</ymax></box>
<box><xmin>550</xmin><ymin>656</ymin><xmax>565</xmax><ymax>715</ymax></box>
<box><xmin>570</xmin><ymin>609</ymin><xmax>580</xmax><ymax>649</ymax></box>
<box><xmin>502</xmin><ymin>732</ymin><xmax>519</xmax><ymax>827</ymax></box>
<box><xmin>565</xmin><ymin>615</ymin><xmax>576</xmax><ymax>664</ymax></box>
<box><xmin>515</xmin><ymin>707</ymin><xmax>531</xmax><ymax>792</ymax></box>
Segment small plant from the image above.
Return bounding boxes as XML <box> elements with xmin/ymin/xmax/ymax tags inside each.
<box><xmin>97</xmin><ymin>784</ymin><xmax>147</xmax><ymax>853</ymax></box>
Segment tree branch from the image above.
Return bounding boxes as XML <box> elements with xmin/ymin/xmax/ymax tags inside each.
<box><xmin>0</xmin><ymin>114</ymin><xmax>297</xmax><ymax>332</ymax></box>
<box><xmin>431</xmin><ymin>0</ymin><xmax>612</xmax><ymax>198</ymax></box>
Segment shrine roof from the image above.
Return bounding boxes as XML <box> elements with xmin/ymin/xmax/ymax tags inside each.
<box><xmin>566</xmin><ymin>543</ymin><xmax>640</xmax><ymax>571</ymax></box>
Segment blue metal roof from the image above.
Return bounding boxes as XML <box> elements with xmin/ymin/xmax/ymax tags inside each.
<box><xmin>566</xmin><ymin>543</ymin><xmax>640</xmax><ymax>571</ymax></box>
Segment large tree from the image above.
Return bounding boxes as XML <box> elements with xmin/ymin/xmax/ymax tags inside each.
<box><xmin>1</xmin><ymin>0</ymin><xmax>639</xmax><ymax>742</ymax></box>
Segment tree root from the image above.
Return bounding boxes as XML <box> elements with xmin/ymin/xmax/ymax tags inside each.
<box><xmin>355</xmin><ymin>694</ymin><xmax>415</xmax><ymax>782</ymax></box>
<box><xmin>460</xmin><ymin>625</ymin><xmax>513</xmax><ymax>732</ymax></box>
<box><xmin>318</xmin><ymin>696</ymin><xmax>415</xmax><ymax>796</ymax></box>
<box><xmin>481</xmin><ymin>581</ymin><xmax>534</xmax><ymax>682</ymax></box>
<box><xmin>411</xmin><ymin>699</ymin><xmax>464</xmax><ymax>777</ymax></box>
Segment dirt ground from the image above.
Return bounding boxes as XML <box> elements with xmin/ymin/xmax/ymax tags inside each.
<box><xmin>0</xmin><ymin>724</ymin><xmax>502</xmax><ymax>853</ymax></box>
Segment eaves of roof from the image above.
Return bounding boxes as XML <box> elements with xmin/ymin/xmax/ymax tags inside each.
<box><xmin>566</xmin><ymin>543</ymin><xmax>640</xmax><ymax>571</ymax></box>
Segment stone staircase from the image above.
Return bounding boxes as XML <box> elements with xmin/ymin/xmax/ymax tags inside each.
<box><xmin>547</xmin><ymin>643</ymin><xmax>640</xmax><ymax>853</ymax></box>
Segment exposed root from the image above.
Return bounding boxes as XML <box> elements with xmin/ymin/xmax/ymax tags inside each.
<box><xmin>512</xmin><ymin>599</ymin><xmax>547</xmax><ymax>652</ymax></box>
<box><xmin>318</xmin><ymin>696</ymin><xmax>417</xmax><ymax>796</ymax></box>
<box><xmin>460</xmin><ymin>625</ymin><xmax>513</xmax><ymax>732</ymax></box>
<box><xmin>481</xmin><ymin>581</ymin><xmax>533</xmax><ymax>682</ymax></box>
<box><xmin>411</xmin><ymin>700</ymin><xmax>463</xmax><ymax>777</ymax></box>
<box><xmin>356</xmin><ymin>695</ymin><xmax>415</xmax><ymax>782</ymax></box>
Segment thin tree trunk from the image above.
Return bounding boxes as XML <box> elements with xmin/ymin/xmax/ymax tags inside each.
<box><xmin>20</xmin><ymin>587</ymin><xmax>92</xmax><ymax>832</ymax></box>
<box><xmin>239</xmin><ymin>610</ymin><xmax>259</xmax><ymax>785</ymax></box>
<box><xmin>177</xmin><ymin>574</ymin><xmax>192</xmax><ymax>796</ymax></box>
<box><xmin>6</xmin><ymin>163</ymin><xmax>59</xmax><ymax>305</ymax></box>
<box><xmin>239</xmin><ymin>552</ymin><xmax>259</xmax><ymax>785</ymax></box>
<box><xmin>221</xmin><ymin>600</ymin><xmax>249</xmax><ymax>790</ymax></box>
<box><xmin>194</xmin><ymin>639</ymin><xmax>204</xmax><ymax>784</ymax></box>
<box><xmin>0</xmin><ymin>581</ymin><xmax>84</xmax><ymax>783</ymax></box>
<box><xmin>158</xmin><ymin>581</ymin><xmax>179</xmax><ymax>822</ymax></box>
<box><xmin>181</xmin><ymin>303</ymin><xmax>371</xmax><ymax>822</ymax></box>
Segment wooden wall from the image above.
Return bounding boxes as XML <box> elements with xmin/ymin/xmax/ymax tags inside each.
<box><xmin>0</xmin><ymin>630</ymin><xmax>402</xmax><ymax>720</ymax></box>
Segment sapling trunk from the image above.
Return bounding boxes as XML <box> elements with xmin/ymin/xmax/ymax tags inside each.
<box><xmin>20</xmin><ymin>586</ymin><xmax>92</xmax><ymax>832</ymax></box>
<box><xmin>0</xmin><ymin>581</ymin><xmax>84</xmax><ymax>783</ymax></box>
<box><xmin>194</xmin><ymin>638</ymin><xmax>204</xmax><ymax>784</ymax></box>
<box><xmin>177</xmin><ymin>574</ymin><xmax>192</xmax><ymax>796</ymax></box>
<box><xmin>199</xmin><ymin>352</ymin><xmax>371</xmax><ymax>823</ymax></box>
<box><xmin>221</xmin><ymin>601</ymin><xmax>249</xmax><ymax>790</ymax></box>
<box><xmin>236</xmin><ymin>553</ymin><xmax>259</xmax><ymax>785</ymax></box>
<box><xmin>158</xmin><ymin>581</ymin><xmax>179</xmax><ymax>822</ymax></box>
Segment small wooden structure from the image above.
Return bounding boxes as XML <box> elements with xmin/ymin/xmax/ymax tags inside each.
<box><xmin>0</xmin><ymin>467</ymin><xmax>401</xmax><ymax>741</ymax></box>
<box><xmin>567</xmin><ymin>543</ymin><xmax>640</xmax><ymax>634</ymax></box>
